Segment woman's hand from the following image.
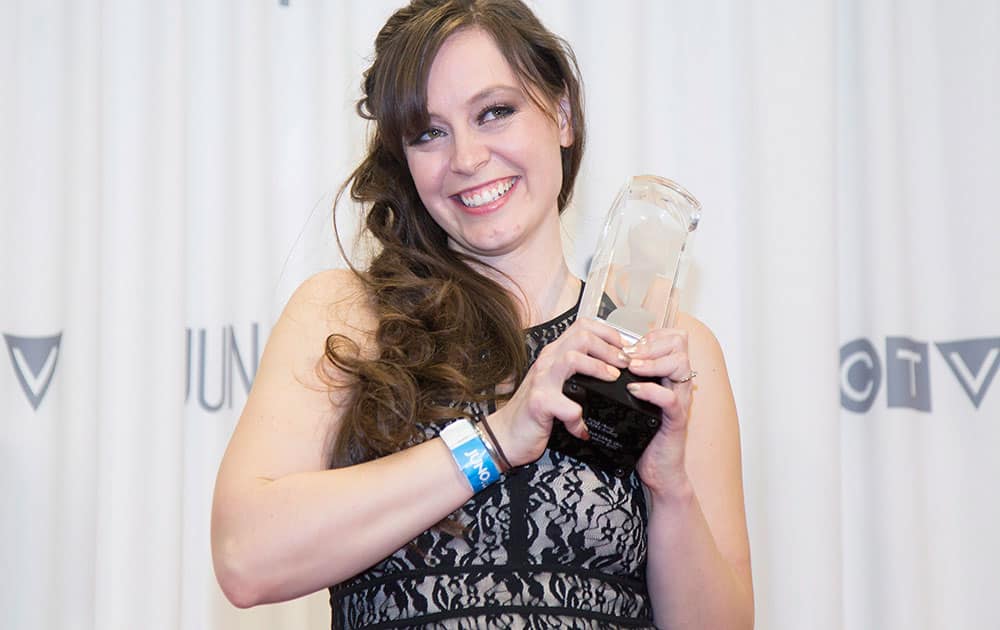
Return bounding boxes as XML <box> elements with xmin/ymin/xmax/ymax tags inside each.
<box><xmin>622</xmin><ymin>327</ymin><xmax>696</xmax><ymax>498</ymax></box>
<box><xmin>488</xmin><ymin>318</ymin><xmax>630</xmax><ymax>467</ymax></box>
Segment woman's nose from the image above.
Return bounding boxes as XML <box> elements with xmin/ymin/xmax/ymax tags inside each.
<box><xmin>449</xmin><ymin>129</ymin><xmax>489</xmax><ymax>174</ymax></box>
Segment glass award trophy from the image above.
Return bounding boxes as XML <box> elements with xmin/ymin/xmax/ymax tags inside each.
<box><xmin>549</xmin><ymin>175</ymin><xmax>701</xmax><ymax>477</ymax></box>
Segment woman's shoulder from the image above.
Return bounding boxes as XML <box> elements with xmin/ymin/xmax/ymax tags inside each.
<box><xmin>675</xmin><ymin>312</ymin><xmax>722</xmax><ymax>351</ymax></box>
<box><xmin>279</xmin><ymin>268</ymin><xmax>378</xmax><ymax>352</ymax></box>
<box><xmin>674</xmin><ymin>311</ymin><xmax>729</xmax><ymax>377</ymax></box>
<box><xmin>287</xmin><ymin>267</ymin><xmax>369</xmax><ymax>309</ymax></box>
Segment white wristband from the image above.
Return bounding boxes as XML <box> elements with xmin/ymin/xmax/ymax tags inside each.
<box><xmin>440</xmin><ymin>419</ymin><xmax>501</xmax><ymax>492</ymax></box>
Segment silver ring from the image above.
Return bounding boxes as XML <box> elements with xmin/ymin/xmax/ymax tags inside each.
<box><xmin>671</xmin><ymin>370</ymin><xmax>697</xmax><ymax>384</ymax></box>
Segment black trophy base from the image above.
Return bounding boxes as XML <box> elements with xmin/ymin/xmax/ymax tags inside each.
<box><xmin>548</xmin><ymin>370</ymin><xmax>663</xmax><ymax>477</ymax></box>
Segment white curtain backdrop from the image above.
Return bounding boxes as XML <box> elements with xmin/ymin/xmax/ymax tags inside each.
<box><xmin>2</xmin><ymin>1</ymin><xmax>998</xmax><ymax>629</ymax></box>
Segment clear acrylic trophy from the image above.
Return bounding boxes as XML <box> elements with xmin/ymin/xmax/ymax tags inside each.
<box><xmin>549</xmin><ymin>175</ymin><xmax>701</xmax><ymax>477</ymax></box>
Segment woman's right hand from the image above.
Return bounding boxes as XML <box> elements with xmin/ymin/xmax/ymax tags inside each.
<box><xmin>488</xmin><ymin>318</ymin><xmax>631</xmax><ymax>467</ymax></box>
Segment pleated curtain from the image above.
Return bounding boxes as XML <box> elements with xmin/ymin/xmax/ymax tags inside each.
<box><xmin>2</xmin><ymin>1</ymin><xmax>997</xmax><ymax>628</ymax></box>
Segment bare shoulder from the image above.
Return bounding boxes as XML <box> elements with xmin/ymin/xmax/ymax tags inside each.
<box><xmin>281</xmin><ymin>268</ymin><xmax>376</xmax><ymax>346</ymax></box>
<box><xmin>675</xmin><ymin>311</ymin><xmax>728</xmax><ymax>375</ymax></box>
<box><xmin>270</xmin><ymin>269</ymin><xmax>378</xmax><ymax>377</ymax></box>
<box><xmin>672</xmin><ymin>311</ymin><xmax>736</xmax><ymax>428</ymax></box>
<box><xmin>672</xmin><ymin>312</ymin><xmax>737</xmax><ymax>439</ymax></box>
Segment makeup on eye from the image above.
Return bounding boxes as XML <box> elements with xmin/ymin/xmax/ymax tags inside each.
<box><xmin>409</xmin><ymin>127</ymin><xmax>446</xmax><ymax>146</ymax></box>
<box><xmin>478</xmin><ymin>103</ymin><xmax>516</xmax><ymax>123</ymax></box>
<box><xmin>409</xmin><ymin>101</ymin><xmax>518</xmax><ymax>146</ymax></box>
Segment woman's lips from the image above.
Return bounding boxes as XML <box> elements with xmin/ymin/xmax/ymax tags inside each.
<box><xmin>452</xmin><ymin>176</ymin><xmax>519</xmax><ymax>214</ymax></box>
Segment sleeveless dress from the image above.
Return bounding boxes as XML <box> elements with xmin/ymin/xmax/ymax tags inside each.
<box><xmin>329</xmin><ymin>299</ymin><xmax>655</xmax><ymax>629</ymax></box>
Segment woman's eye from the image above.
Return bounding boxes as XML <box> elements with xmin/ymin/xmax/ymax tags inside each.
<box><xmin>480</xmin><ymin>105</ymin><xmax>515</xmax><ymax>123</ymax></box>
<box><xmin>411</xmin><ymin>128</ymin><xmax>445</xmax><ymax>145</ymax></box>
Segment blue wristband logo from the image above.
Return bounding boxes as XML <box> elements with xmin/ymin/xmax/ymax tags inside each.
<box><xmin>462</xmin><ymin>446</ymin><xmax>500</xmax><ymax>490</ymax></box>
<box><xmin>441</xmin><ymin>419</ymin><xmax>502</xmax><ymax>493</ymax></box>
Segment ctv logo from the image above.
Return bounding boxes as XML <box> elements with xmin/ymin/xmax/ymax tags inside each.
<box><xmin>840</xmin><ymin>336</ymin><xmax>1000</xmax><ymax>413</ymax></box>
<box><xmin>4</xmin><ymin>333</ymin><xmax>62</xmax><ymax>410</ymax></box>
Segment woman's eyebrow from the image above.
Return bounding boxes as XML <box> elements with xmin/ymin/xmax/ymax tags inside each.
<box><xmin>425</xmin><ymin>85</ymin><xmax>523</xmax><ymax>120</ymax></box>
<box><xmin>465</xmin><ymin>85</ymin><xmax>521</xmax><ymax>106</ymax></box>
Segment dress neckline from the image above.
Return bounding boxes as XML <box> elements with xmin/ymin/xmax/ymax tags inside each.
<box><xmin>523</xmin><ymin>280</ymin><xmax>584</xmax><ymax>335</ymax></box>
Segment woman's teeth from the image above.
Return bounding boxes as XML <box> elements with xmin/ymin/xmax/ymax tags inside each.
<box><xmin>459</xmin><ymin>178</ymin><xmax>515</xmax><ymax>208</ymax></box>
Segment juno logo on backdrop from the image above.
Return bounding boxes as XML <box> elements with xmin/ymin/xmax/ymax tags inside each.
<box><xmin>4</xmin><ymin>325</ymin><xmax>265</xmax><ymax>413</ymax></box>
<box><xmin>185</xmin><ymin>323</ymin><xmax>261</xmax><ymax>412</ymax></box>
<box><xmin>840</xmin><ymin>336</ymin><xmax>1000</xmax><ymax>413</ymax></box>
<box><xmin>3</xmin><ymin>333</ymin><xmax>62</xmax><ymax>410</ymax></box>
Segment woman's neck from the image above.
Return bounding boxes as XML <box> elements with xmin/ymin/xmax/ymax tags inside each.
<box><xmin>477</xmin><ymin>252</ymin><xmax>580</xmax><ymax>328</ymax></box>
<box><xmin>523</xmin><ymin>264</ymin><xmax>580</xmax><ymax>326</ymax></box>
<box><xmin>457</xmin><ymin>212</ymin><xmax>580</xmax><ymax>326</ymax></box>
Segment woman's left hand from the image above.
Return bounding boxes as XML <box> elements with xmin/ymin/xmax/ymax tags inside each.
<box><xmin>622</xmin><ymin>327</ymin><xmax>696</xmax><ymax>498</ymax></box>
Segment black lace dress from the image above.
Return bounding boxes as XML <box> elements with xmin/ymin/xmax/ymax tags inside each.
<box><xmin>329</xmin><ymin>301</ymin><xmax>655</xmax><ymax>629</ymax></box>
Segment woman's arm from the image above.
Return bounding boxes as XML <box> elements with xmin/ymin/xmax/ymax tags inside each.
<box><xmin>210</xmin><ymin>270</ymin><xmax>620</xmax><ymax>608</ymax></box>
<box><xmin>211</xmin><ymin>270</ymin><xmax>479</xmax><ymax>607</ymax></box>
<box><xmin>626</xmin><ymin>315</ymin><xmax>754</xmax><ymax>629</ymax></box>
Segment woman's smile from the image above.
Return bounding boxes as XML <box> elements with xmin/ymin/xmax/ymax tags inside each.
<box><xmin>452</xmin><ymin>176</ymin><xmax>520</xmax><ymax>215</ymax></box>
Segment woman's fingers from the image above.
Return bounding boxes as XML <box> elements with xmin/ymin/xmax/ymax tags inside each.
<box><xmin>621</xmin><ymin>328</ymin><xmax>695</xmax><ymax>430</ymax></box>
<box><xmin>518</xmin><ymin>377</ymin><xmax>589</xmax><ymax>440</ymax></box>
<box><xmin>577</xmin><ymin>316</ymin><xmax>633</xmax><ymax>346</ymax></box>
<box><xmin>535</xmin><ymin>321</ymin><xmax>629</xmax><ymax>384</ymax></box>
<box><xmin>510</xmin><ymin>318</ymin><xmax>651</xmax><ymax>447</ymax></box>
<box><xmin>622</xmin><ymin>328</ymin><xmax>694</xmax><ymax>383</ymax></box>
<box><xmin>624</xmin><ymin>327</ymin><xmax>687</xmax><ymax>358</ymax></box>
<box><xmin>625</xmin><ymin>380</ymin><xmax>690</xmax><ymax>429</ymax></box>
<box><xmin>625</xmin><ymin>351</ymin><xmax>691</xmax><ymax>382</ymax></box>
<box><xmin>564</xmin><ymin>350</ymin><xmax>622</xmax><ymax>382</ymax></box>
<box><xmin>554</xmin><ymin>401</ymin><xmax>590</xmax><ymax>440</ymax></box>
<box><xmin>571</xmin><ymin>320</ymin><xmax>632</xmax><ymax>369</ymax></box>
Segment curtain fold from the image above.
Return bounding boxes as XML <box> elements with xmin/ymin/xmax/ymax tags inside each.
<box><xmin>2</xmin><ymin>1</ymin><xmax>997</xmax><ymax>629</ymax></box>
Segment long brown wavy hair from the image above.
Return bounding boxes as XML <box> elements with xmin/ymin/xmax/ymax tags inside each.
<box><xmin>324</xmin><ymin>0</ymin><xmax>586</xmax><ymax>469</ymax></box>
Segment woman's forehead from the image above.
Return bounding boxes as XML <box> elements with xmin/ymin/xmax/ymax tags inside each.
<box><xmin>425</xmin><ymin>29</ymin><xmax>520</xmax><ymax>108</ymax></box>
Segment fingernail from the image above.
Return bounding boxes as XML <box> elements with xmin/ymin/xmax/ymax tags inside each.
<box><xmin>606</xmin><ymin>365</ymin><xmax>621</xmax><ymax>378</ymax></box>
<box><xmin>617</xmin><ymin>351</ymin><xmax>629</xmax><ymax>363</ymax></box>
<box><xmin>623</xmin><ymin>338</ymin><xmax>648</xmax><ymax>354</ymax></box>
<box><xmin>627</xmin><ymin>383</ymin><xmax>641</xmax><ymax>394</ymax></box>
<box><xmin>629</xmin><ymin>358</ymin><xmax>645</xmax><ymax>368</ymax></box>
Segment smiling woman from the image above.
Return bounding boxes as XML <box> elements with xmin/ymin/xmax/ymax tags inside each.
<box><xmin>210</xmin><ymin>1</ymin><xmax>753</xmax><ymax>628</ymax></box>
<box><xmin>404</xmin><ymin>28</ymin><xmax>572</xmax><ymax>260</ymax></box>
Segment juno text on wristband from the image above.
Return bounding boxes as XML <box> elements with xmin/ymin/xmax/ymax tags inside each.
<box><xmin>440</xmin><ymin>419</ymin><xmax>502</xmax><ymax>492</ymax></box>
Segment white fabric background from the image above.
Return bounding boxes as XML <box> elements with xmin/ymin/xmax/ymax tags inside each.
<box><xmin>2</xmin><ymin>1</ymin><xmax>997</xmax><ymax>628</ymax></box>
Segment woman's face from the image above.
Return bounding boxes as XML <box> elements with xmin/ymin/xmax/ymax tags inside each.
<box><xmin>403</xmin><ymin>28</ymin><xmax>572</xmax><ymax>262</ymax></box>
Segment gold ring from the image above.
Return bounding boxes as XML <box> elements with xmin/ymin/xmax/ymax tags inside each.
<box><xmin>671</xmin><ymin>370</ymin><xmax>697</xmax><ymax>384</ymax></box>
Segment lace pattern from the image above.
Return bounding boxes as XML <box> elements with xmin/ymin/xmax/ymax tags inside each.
<box><xmin>330</xmin><ymin>298</ymin><xmax>653</xmax><ymax>629</ymax></box>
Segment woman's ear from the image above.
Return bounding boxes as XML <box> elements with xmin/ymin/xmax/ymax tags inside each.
<box><xmin>557</xmin><ymin>96</ymin><xmax>573</xmax><ymax>147</ymax></box>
